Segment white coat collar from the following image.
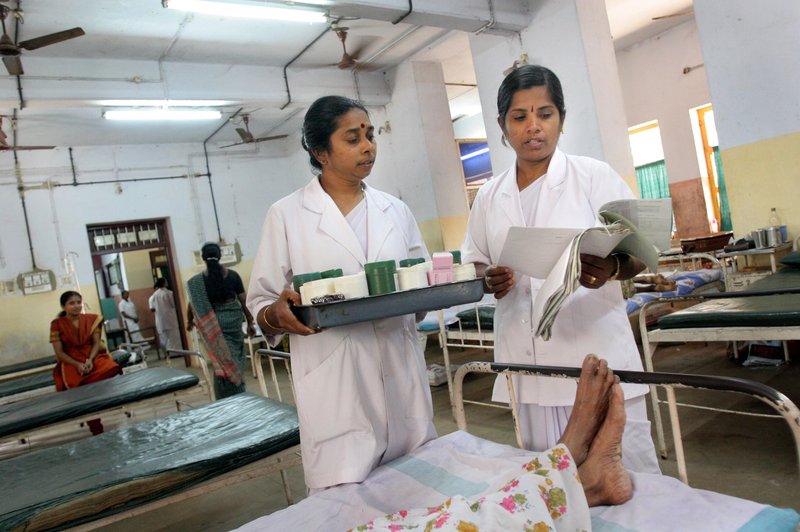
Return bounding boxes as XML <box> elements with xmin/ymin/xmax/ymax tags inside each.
<box><xmin>497</xmin><ymin>148</ymin><xmax>568</xmax><ymax>227</ymax></box>
<box><xmin>302</xmin><ymin>178</ymin><xmax>393</xmax><ymax>265</ymax></box>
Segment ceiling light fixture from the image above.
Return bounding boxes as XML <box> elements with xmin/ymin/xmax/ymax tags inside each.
<box><xmin>103</xmin><ymin>108</ymin><xmax>222</xmax><ymax>121</ymax></box>
<box><xmin>96</xmin><ymin>99</ymin><xmax>233</xmax><ymax>107</ymax></box>
<box><xmin>162</xmin><ymin>0</ymin><xmax>327</xmax><ymax>23</ymax></box>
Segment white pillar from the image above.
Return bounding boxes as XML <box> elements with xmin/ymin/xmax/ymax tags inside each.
<box><xmin>470</xmin><ymin>0</ymin><xmax>637</xmax><ymax>193</ymax></box>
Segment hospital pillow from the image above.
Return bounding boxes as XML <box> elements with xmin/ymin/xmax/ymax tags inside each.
<box><xmin>779</xmin><ymin>251</ymin><xmax>800</xmax><ymax>267</ymax></box>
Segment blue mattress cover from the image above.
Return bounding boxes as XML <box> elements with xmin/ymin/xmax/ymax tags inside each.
<box><xmin>626</xmin><ymin>269</ymin><xmax>723</xmax><ymax>315</ymax></box>
<box><xmin>0</xmin><ymin>393</ymin><xmax>300</xmax><ymax>531</ymax></box>
<box><xmin>0</xmin><ymin>367</ymin><xmax>199</xmax><ymax>437</ymax></box>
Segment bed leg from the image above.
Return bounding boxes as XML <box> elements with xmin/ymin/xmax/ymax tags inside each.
<box><xmin>666</xmin><ymin>386</ymin><xmax>689</xmax><ymax>484</ymax></box>
<box><xmin>279</xmin><ymin>467</ymin><xmax>294</xmax><ymax>505</ymax></box>
<box><xmin>437</xmin><ymin>310</ymin><xmax>455</xmax><ymax>407</ymax></box>
<box><xmin>783</xmin><ymin>340</ymin><xmax>790</xmax><ymax>363</ymax></box>
<box><xmin>642</xmin><ymin>339</ymin><xmax>668</xmax><ymax>459</ymax></box>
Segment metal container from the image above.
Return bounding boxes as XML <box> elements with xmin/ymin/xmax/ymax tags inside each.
<box><xmin>751</xmin><ymin>229</ymin><xmax>768</xmax><ymax>248</ymax></box>
<box><xmin>765</xmin><ymin>226</ymin><xmax>782</xmax><ymax>247</ymax></box>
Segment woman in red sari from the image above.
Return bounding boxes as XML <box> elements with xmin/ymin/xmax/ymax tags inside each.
<box><xmin>50</xmin><ymin>291</ymin><xmax>122</xmax><ymax>391</ymax></box>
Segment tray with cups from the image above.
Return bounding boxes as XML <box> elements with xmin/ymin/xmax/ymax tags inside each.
<box><xmin>291</xmin><ymin>253</ymin><xmax>483</xmax><ymax>329</ymax></box>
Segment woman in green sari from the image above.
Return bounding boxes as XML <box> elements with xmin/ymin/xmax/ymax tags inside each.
<box><xmin>186</xmin><ymin>242</ymin><xmax>255</xmax><ymax>399</ymax></box>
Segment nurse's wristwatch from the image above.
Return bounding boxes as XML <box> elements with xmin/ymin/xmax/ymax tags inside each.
<box><xmin>608</xmin><ymin>254</ymin><xmax>622</xmax><ymax>281</ymax></box>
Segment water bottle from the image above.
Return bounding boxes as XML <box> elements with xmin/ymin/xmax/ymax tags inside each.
<box><xmin>769</xmin><ymin>207</ymin><xmax>781</xmax><ymax>227</ymax></box>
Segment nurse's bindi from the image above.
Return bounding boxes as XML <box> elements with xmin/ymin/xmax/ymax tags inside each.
<box><xmin>360</xmin><ymin>123</ymin><xmax>366</xmax><ymax>128</ymax></box>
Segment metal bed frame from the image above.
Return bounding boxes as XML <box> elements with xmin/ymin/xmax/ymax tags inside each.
<box><xmin>639</xmin><ymin>289</ymin><xmax>800</xmax><ymax>459</ymax></box>
<box><xmin>452</xmin><ymin>361</ymin><xmax>800</xmax><ymax>486</ymax></box>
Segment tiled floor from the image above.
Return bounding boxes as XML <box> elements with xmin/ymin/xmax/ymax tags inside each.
<box><xmin>101</xmin><ymin>339</ymin><xmax>800</xmax><ymax>531</ymax></box>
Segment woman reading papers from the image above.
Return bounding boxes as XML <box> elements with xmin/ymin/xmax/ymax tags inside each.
<box><xmin>461</xmin><ymin>65</ymin><xmax>660</xmax><ymax>474</ymax></box>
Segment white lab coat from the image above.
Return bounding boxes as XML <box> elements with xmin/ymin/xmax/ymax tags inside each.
<box><xmin>462</xmin><ymin>149</ymin><xmax>648</xmax><ymax>406</ymax></box>
<box><xmin>148</xmin><ymin>288</ymin><xmax>180</xmax><ymax>349</ymax></box>
<box><xmin>247</xmin><ymin>177</ymin><xmax>436</xmax><ymax>490</ymax></box>
<box><xmin>118</xmin><ymin>298</ymin><xmax>144</xmax><ymax>342</ymax></box>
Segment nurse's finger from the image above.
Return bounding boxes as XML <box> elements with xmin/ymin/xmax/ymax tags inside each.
<box><xmin>492</xmin><ymin>276</ymin><xmax>515</xmax><ymax>299</ymax></box>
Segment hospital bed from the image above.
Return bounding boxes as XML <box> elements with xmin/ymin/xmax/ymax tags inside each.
<box><xmin>0</xmin><ymin>343</ymin><xmax>151</xmax><ymax>406</ymax></box>
<box><xmin>639</xmin><ymin>266</ymin><xmax>800</xmax><ymax>459</ymax></box>
<box><xmin>0</xmin><ymin>392</ymin><xmax>301</xmax><ymax>532</ymax></box>
<box><xmin>0</xmin><ymin>364</ymin><xmax>213</xmax><ymax>459</ymax></box>
<box><xmin>238</xmin><ymin>361</ymin><xmax>800</xmax><ymax>531</ymax></box>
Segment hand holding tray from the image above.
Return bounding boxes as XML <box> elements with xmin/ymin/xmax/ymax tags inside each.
<box><xmin>291</xmin><ymin>278</ymin><xmax>484</xmax><ymax>329</ymax></box>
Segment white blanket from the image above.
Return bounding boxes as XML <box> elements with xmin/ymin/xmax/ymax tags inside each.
<box><xmin>237</xmin><ymin>431</ymin><xmax>799</xmax><ymax>532</ymax></box>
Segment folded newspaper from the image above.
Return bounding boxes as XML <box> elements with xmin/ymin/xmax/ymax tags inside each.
<box><xmin>498</xmin><ymin>198</ymin><xmax>672</xmax><ymax>340</ymax></box>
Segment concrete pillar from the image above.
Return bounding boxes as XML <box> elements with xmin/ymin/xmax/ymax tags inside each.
<box><xmin>381</xmin><ymin>61</ymin><xmax>469</xmax><ymax>252</ymax></box>
<box><xmin>469</xmin><ymin>0</ymin><xmax>637</xmax><ymax>193</ymax></box>
<box><xmin>694</xmin><ymin>0</ymin><xmax>800</xmax><ymax>239</ymax></box>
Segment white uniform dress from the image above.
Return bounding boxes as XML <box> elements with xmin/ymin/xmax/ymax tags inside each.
<box><xmin>461</xmin><ymin>148</ymin><xmax>660</xmax><ymax>474</ymax></box>
<box><xmin>148</xmin><ymin>287</ymin><xmax>181</xmax><ymax>351</ymax></box>
<box><xmin>118</xmin><ymin>298</ymin><xmax>144</xmax><ymax>342</ymax></box>
<box><xmin>247</xmin><ymin>178</ymin><xmax>437</xmax><ymax>490</ymax></box>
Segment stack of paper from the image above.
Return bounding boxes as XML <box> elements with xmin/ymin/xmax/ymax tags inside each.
<box><xmin>496</xmin><ymin>198</ymin><xmax>672</xmax><ymax>340</ymax></box>
<box><xmin>533</xmin><ymin>223</ymin><xmax>630</xmax><ymax>340</ymax></box>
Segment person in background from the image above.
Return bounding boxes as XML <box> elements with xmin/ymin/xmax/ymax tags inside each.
<box><xmin>148</xmin><ymin>278</ymin><xmax>181</xmax><ymax>355</ymax></box>
<box><xmin>118</xmin><ymin>290</ymin><xmax>144</xmax><ymax>342</ymax></box>
<box><xmin>247</xmin><ymin>95</ymin><xmax>435</xmax><ymax>493</ymax></box>
<box><xmin>461</xmin><ymin>64</ymin><xmax>660</xmax><ymax>474</ymax></box>
<box><xmin>50</xmin><ymin>290</ymin><xmax>122</xmax><ymax>391</ymax></box>
<box><xmin>186</xmin><ymin>242</ymin><xmax>255</xmax><ymax>398</ymax></box>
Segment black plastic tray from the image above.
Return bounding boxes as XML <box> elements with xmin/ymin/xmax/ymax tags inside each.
<box><xmin>292</xmin><ymin>278</ymin><xmax>484</xmax><ymax>329</ymax></box>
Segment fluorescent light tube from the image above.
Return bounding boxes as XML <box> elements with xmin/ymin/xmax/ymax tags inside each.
<box><xmin>460</xmin><ymin>147</ymin><xmax>490</xmax><ymax>161</ymax></box>
<box><xmin>103</xmin><ymin>109</ymin><xmax>222</xmax><ymax>121</ymax></box>
<box><xmin>96</xmin><ymin>99</ymin><xmax>232</xmax><ymax>107</ymax></box>
<box><xmin>163</xmin><ymin>0</ymin><xmax>326</xmax><ymax>23</ymax></box>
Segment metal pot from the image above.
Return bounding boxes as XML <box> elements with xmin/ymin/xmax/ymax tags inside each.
<box><xmin>751</xmin><ymin>229</ymin><xmax>768</xmax><ymax>248</ymax></box>
<box><xmin>766</xmin><ymin>226</ymin><xmax>782</xmax><ymax>247</ymax></box>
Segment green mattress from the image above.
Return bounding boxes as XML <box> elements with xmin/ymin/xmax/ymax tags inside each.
<box><xmin>657</xmin><ymin>293</ymin><xmax>800</xmax><ymax>329</ymax></box>
<box><xmin>745</xmin><ymin>267</ymin><xmax>800</xmax><ymax>292</ymax></box>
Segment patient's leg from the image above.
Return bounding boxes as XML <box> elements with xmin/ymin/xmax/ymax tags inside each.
<box><xmin>557</xmin><ymin>354</ymin><xmax>614</xmax><ymax>465</ymax></box>
<box><xmin>579</xmin><ymin>381</ymin><xmax>633</xmax><ymax>506</ymax></box>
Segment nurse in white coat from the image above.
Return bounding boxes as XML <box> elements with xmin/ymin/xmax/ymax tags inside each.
<box><xmin>461</xmin><ymin>65</ymin><xmax>660</xmax><ymax>474</ymax></box>
<box><xmin>247</xmin><ymin>96</ymin><xmax>436</xmax><ymax>491</ymax></box>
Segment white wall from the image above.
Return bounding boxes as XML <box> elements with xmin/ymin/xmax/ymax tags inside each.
<box><xmin>616</xmin><ymin>20</ymin><xmax>709</xmax><ymax>183</ymax></box>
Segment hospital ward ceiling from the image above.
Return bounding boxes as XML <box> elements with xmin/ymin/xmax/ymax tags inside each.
<box><xmin>0</xmin><ymin>0</ymin><xmax>692</xmax><ymax>150</ymax></box>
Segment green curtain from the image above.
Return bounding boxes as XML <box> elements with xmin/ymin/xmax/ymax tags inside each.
<box><xmin>635</xmin><ymin>160</ymin><xmax>670</xmax><ymax>199</ymax></box>
<box><xmin>713</xmin><ymin>147</ymin><xmax>732</xmax><ymax>231</ymax></box>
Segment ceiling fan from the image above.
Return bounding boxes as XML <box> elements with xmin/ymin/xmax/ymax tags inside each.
<box><xmin>331</xmin><ymin>22</ymin><xmax>373</xmax><ymax>71</ymax></box>
<box><xmin>0</xmin><ymin>116</ymin><xmax>55</xmax><ymax>151</ymax></box>
<box><xmin>220</xmin><ymin>115</ymin><xmax>288</xmax><ymax>148</ymax></box>
<box><xmin>0</xmin><ymin>3</ymin><xmax>85</xmax><ymax>76</ymax></box>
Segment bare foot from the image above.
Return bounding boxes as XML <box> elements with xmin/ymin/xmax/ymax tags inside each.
<box><xmin>578</xmin><ymin>381</ymin><xmax>633</xmax><ymax>506</ymax></box>
<box><xmin>558</xmin><ymin>354</ymin><xmax>615</xmax><ymax>465</ymax></box>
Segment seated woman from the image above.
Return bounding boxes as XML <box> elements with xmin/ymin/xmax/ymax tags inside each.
<box><xmin>50</xmin><ymin>290</ymin><xmax>122</xmax><ymax>391</ymax></box>
<box><xmin>357</xmin><ymin>355</ymin><xmax>632</xmax><ymax>530</ymax></box>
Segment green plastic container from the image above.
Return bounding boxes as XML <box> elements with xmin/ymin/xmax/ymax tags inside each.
<box><xmin>366</xmin><ymin>270</ymin><xmax>396</xmax><ymax>295</ymax></box>
<box><xmin>449</xmin><ymin>250</ymin><xmax>462</xmax><ymax>264</ymax></box>
<box><xmin>364</xmin><ymin>260</ymin><xmax>397</xmax><ymax>274</ymax></box>
<box><xmin>292</xmin><ymin>272</ymin><xmax>322</xmax><ymax>292</ymax></box>
<box><xmin>320</xmin><ymin>268</ymin><xmax>344</xmax><ymax>279</ymax></box>
<box><xmin>399</xmin><ymin>257</ymin><xmax>425</xmax><ymax>268</ymax></box>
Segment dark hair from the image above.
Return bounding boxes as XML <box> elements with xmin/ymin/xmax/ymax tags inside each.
<box><xmin>301</xmin><ymin>95</ymin><xmax>369</xmax><ymax>171</ymax></box>
<box><xmin>201</xmin><ymin>242</ymin><xmax>227</xmax><ymax>302</ymax></box>
<box><xmin>58</xmin><ymin>290</ymin><xmax>81</xmax><ymax>317</ymax></box>
<box><xmin>497</xmin><ymin>64</ymin><xmax>566</xmax><ymax>126</ymax></box>
<box><xmin>155</xmin><ymin>278</ymin><xmax>167</xmax><ymax>289</ymax></box>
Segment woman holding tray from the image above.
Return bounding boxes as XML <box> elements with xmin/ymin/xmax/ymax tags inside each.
<box><xmin>461</xmin><ymin>65</ymin><xmax>660</xmax><ymax>474</ymax></box>
<box><xmin>247</xmin><ymin>95</ymin><xmax>435</xmax><ymax>492</ymax></box>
